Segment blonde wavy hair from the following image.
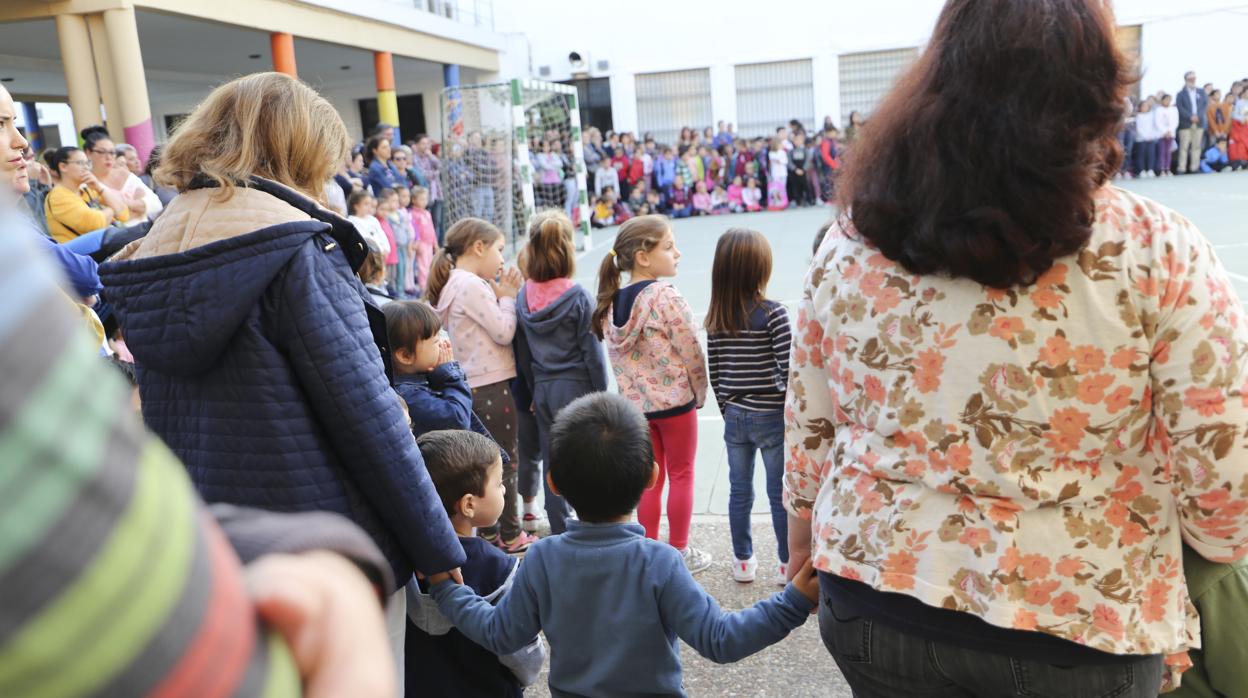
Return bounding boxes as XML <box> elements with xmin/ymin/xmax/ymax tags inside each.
<box><xmin>155</xmin><ymin>72</ymin><xmax>349</xmax><ymax>200</ymax></box>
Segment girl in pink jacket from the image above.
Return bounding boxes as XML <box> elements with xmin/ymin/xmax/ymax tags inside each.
<box><xmin>592</xmin><ymin>215</ymin><xmax>710</xmax><ymax>573</ymax></box>
<box><xmin>427</xmin><ymin>218</ymin><xmax>535</xmax><ymax>555</ymax></box>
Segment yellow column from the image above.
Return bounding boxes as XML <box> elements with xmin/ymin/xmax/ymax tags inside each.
<box><xmin>86</xmin><ymin>12</ymin><xmax>123</xmax><ymax>143</ymax></box>
<box><xmin>55</xmin><ymin>13</ymin><xmax>103</xmax><ymax>137</ymax></box>
<box><xmin>101</xmin><ymin>6</ymin><xmax>156</xmax><ymax>163</ymax></box>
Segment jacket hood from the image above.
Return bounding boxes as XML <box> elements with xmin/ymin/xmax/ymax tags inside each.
<box><xmin>606</xmin><ymin>282</ymin><xmax>666</xmax><ymax>355</ymax></box>
<box><xmin>100</xmin><ymin>177</ymin><xmax>367</xmax><ymax>377</ymax></box>
<box><xmin>518</xmin><ymin>284</ymin><xmax>583</xmax><ymax>331</ymax></box>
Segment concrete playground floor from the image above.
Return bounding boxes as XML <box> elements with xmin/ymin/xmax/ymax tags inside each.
<box><xmin>524</xmin><ymin>170</ymin><xmax>1247</xmax><ymax>696</ymax></box>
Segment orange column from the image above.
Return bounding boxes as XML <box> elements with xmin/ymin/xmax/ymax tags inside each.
<box><xmin>271</xmin><ymin>33</ymin><xmax>297</xmax><ymax>78</ymax></box>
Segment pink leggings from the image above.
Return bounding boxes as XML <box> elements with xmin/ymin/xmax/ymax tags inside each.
<box><xmin>638</xmin><ymin>409</ymin><xmax>698</xmax><ymax>550</ymax></box>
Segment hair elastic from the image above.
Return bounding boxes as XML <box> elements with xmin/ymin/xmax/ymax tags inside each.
<box><xmin>607</xmin><ymin>249</ymin><xmax>617</xmax><ymax>257</ymax></box>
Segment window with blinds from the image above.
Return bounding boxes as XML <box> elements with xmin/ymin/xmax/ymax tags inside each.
<box><xmin>734</xmin><ymin>59</ymin><xmax>815</xmax><ymax>140</ymax></box>
<box><xmin>635</xmin><ymin>68</ymin><xmax>712</xmax><ymax>147</ymax></box>
<box><xmin>838</xmin><ymin>47</ymin><xmax>919</xmax><ymax>126</ymax></box>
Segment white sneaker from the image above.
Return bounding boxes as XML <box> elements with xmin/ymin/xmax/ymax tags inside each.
<box><xmin>521</xmin><ymin>510</ymin><xmax>546</xmax><ymax>533</ymax></box>
<box><xmin>732</xmin><ymin>557</ymin><xmax>758</xmax><ymax>583</ymax></box>
<box><xmin>776</xmin><ymin>563</ymin><xmax>789</xmax><ymax>587</ymax></box>
<box><xmin>680</xmin><ymin>546</ymin><xmax>713</xmax><ymax>574</ymax></box>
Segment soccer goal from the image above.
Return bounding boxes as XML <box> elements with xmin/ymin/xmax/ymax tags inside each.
<box><xmin>440</xmin><ymin>79</ymin><xmax>592</xmax><ymax>253</ymax></box>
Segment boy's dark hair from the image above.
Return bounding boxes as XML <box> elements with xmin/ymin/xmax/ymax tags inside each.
<box><xmin>418</xmin><ymin>430</ymin><xmax>499</xmax><ymax>518</ymax></box>
<box><xmin>383</xmin><ymin>300</ymin><xmax>441</xmax><ymax>351</ymax></box>
<box><xmin>549</xmin><ymin>393</ymin><xmax>654</xmax><ymax>522</ymax></box>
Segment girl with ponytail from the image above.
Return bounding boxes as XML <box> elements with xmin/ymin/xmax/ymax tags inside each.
<box><xmin>593</xmin><ymin>214</ymin><xmax>710</xmax><ymax>573</ymax></box>
<box><xmin>430</xmin><ymin>217</ymin><xmax>534</xmax><ymax>555</ymax></box>
<box><xmin>514</xmin><ymin>210</ymin><xmax>609</xmax><ymax>534</ymax></box>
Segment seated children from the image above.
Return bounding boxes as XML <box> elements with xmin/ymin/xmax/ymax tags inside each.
<box><xmin>691</xmin><ymin>180</ymin><xmax>712</xmax><ymax>216</ymax></box>
<box><xmin>592</xmin><ymin>193</ymin><xmax>615</xmax><ymax>228</ymax></box>
<box><xmin>645</xmin><ymin>187</ymin><xmax>665</xmax><ymax>216</ymax></box>
<box><xmin>405</xmin><ymin>430</ymin><xmax>546</xmax><ymax>697</ymax></box>
<box><xmin>742</xmin><ymin>177</ymin><xmax>763</xmax><ymax>212</ymax></box>
<box><xmin>710</xmin><ymin>183</ymin><xmax>730</xmax><ymax>215</ymax></box>
<box><xmin>726</xmin><ymin>176</ymin><xmax>745</xmax><ymax>213</ymax></box>
<box><xmin>429</xmin><ymin>392</ymin><xmax>819</xmax><ymax>697</ymax></box>
<box><xmin>667</xmin><ymin>174</ymin><xmax>692</xmax><ymax>219</ymax></box>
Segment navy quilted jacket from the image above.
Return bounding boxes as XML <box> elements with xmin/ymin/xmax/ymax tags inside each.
<box><xmin>100</xmin><ymin>177</ymin><xmax>465</xmax><ymax>588</ymax></box>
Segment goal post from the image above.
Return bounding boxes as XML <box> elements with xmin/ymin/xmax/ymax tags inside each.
<box><xmin>440</xmin><ymin>79</ymin><xmax>592</xmax><ymax>255</ymax></box>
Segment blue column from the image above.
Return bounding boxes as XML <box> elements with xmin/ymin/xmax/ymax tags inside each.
<box><xmin>443</xmin><ymin>64</ymin><xmax>463</xmax><ymax>139</ymax></box>
<box><xmin>21</xmin><ymin>102</ymin><xmax>42</xmax><ymax>151</ymax></box>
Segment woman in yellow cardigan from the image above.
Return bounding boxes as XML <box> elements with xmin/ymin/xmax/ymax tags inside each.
<box><xmin>44</xmin><ymin>145</ymin><xmax>129</xmax><ymax>243</ymax></box>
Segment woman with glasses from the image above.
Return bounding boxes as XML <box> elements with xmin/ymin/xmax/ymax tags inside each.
<box><xmin>43</xmin><ymin>145</ymin><xmax>129</xmax><ymax>243</ymax></box>
<box><xmin>81</xmin><ymin>126</ymin><xmax>150</xmax><ymax>223</ymax></box>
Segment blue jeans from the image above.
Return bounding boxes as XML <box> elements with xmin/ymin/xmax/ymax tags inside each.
<box><xmin>818</xmin><ymin>573</ymin><xmax>1164</xmax><ymax>698</ymax></box>
<box><xmin>723</xmin><ymin>405</ymin><xmax>788</xmax><ymax>563</ymax></box>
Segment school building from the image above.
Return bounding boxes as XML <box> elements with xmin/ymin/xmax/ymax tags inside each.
<box><xmin>0</xmin><ymin>0</ymin><xmax>513</xmax><ymax>160</ymax></box>
<box><xmin>5</xmin><ymin>0</ymin><xmax>1247</xmax><ymax>159</ymax></box>
<box><xmin>492</xmin><ymin>0</ymin><xmax>1248</xmax><ymax>143</ymax></box>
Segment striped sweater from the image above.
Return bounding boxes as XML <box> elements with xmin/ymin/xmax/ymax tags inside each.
<box><xmin>706</xmin><ymin>301</ymin><xmax>791</xmax><ymax>412</ymax></box>
<box><xmin>0</xmin><ymin>221</ymin><xmax>298</xmax><ymax>697</ymax></box>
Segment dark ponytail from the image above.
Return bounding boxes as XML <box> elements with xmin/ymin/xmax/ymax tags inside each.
<box><xmin>80</xmin><ymin>125</ymin><xmax>111</xmax><ymax>151</ymax></box>
<box><xmin>591</xmin><ymin>214</ymin><xmax>669</xmax><ymax>340</ymax></box>
<box><xmin>425</xmin><ymin>217</ymin><xmax>503</xmax><ymax>306</ymax></box>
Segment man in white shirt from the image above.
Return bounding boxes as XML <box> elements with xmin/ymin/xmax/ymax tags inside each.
<box><xmin>1176</xmin><ymin>71</ymin><xmax>1209</xmax><ymax>174</ymax></box>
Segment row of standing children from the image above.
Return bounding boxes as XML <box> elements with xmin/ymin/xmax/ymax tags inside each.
<box><xmin>381</xmin><ymin>209</ymin><xmax>806</xmax><ymax>696</ymax></box>
<box><xmin>387</xmin><ymin>209</ymin><xmax>792</xmax><ymax>581</ymax></box>
<box><xmin>347</xmin><ymin>184</ymin><xmax>439</xmax><ymax>301</ymax></box>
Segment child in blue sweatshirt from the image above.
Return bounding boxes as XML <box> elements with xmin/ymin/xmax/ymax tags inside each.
<box><xmin>514</xmin><ymin>210</ymin><xmax>609</xmax><ymax>534</ymax></box>
<box><xmin>429</xmin><ymin>392</ymin><xmax>819</xmax><ymax>697</ymax></box>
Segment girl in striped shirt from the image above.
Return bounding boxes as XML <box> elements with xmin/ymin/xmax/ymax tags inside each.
<box><xmin>705</xmin><ymin>228</ymin><xmax>792</xmax><ymax>585</ymax></box>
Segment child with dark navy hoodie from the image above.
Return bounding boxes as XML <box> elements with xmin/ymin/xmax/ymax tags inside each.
<box><xmin>514</xmin><ymin>210</ymin><xmax>609</xmax><ymax>534</ymax></box>
<box><xmin>382</xmin><ymin>300</ymin><xmax>505</xmax><ymax>455</ymax></box>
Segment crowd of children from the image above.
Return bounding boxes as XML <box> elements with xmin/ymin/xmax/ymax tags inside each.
<box><xmin>554</xmin><ymin>120</ymin><xmax>849</xmax><ymax>228</ymax></box>
<box><xmin>366</xmin><ymin>208</ymin><xmax>817</xmax><ymax>695</ymax></box>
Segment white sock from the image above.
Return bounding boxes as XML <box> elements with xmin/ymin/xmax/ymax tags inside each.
<box><xmin>523</xmin><ymin>500</ymin><xmax>539</xmax><ymax>516</ymax></box>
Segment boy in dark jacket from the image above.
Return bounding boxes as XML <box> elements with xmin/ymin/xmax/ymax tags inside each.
<box><xmin>405</xmin><ymin>430</ymin><xmax>546</xmax><ymax>697</ymax></box>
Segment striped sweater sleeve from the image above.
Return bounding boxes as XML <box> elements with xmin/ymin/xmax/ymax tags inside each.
<box><xmin>768</xmin><ymin>303</ymin><xmax>793</xmax><ymax>387</ymax></box>
<box><xmin>0</xmin><ymin>222</ymin><xmax>299</xmax><ymax>698</ymax></box>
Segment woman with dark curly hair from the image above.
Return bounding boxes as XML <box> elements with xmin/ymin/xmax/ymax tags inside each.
<box><xmin>785</xmin><ymin>1</ymin><xmax>1248</xmax><ymax>695</ymax></box>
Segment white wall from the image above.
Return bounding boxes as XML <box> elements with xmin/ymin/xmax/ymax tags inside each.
<box><xmin>1134</xmin><ymin>9</ymin><xmax>1248</xmax><ymax>99</ymax></box>
<box><xmin>492</xmin><ymin>0</ymin><xmax>1248</xmax><ymax>134</ymax></box>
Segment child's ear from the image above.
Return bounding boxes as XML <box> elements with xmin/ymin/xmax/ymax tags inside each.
<box><xmin>394</xmin><ymin>346</ymin><xmax>416</xmax><ymax>366</ymax></box>
<box><xmin>470</xmin><ymin>239</ymin><xmax>486</xmax><ymax>257</ymax></box>
<box><xmin>457</xmin><ymin>493</ymin><xmax>475</xmax><ymax>519</ymax></box>
<box><xmin>545</xmin><ymin>471</ymin><xmax>561</xmax><ymax>497</ymax></box>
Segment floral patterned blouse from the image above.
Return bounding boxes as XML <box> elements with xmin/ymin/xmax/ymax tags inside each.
<box><xmin>784</xmin><ymin>185</ymin><xmax>1248</xmax><ymax>662</ymax></box>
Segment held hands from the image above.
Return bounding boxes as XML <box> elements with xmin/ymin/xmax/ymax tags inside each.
<box><xmin>421</xmin><ymin>567</ymin><xmax>463</xmax><ymax>586</ymax></box>
<box><xmin>490</xmin><ymin>267</ymin><xmax>523</xmax><ymax>299</ymax></box>
<box><xmin>790</xmin><ymin>558</ymin><xmax>820</xmax><ymax>607</ymax></box>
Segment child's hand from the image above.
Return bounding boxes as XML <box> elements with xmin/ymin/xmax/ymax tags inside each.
<box><xmin>492</xmin><ymin>267</ymin><xmax>522</xmax><ymax>299</ymax></box>
<box><xmin>791</xmin><ymin>558</ymin><xmax>819</xmax><ymax>607</ymax></box>
<box><xmin>436</xmin><ymin>337</ymin><xmax>455</xmax><ymax>366</ymax></box>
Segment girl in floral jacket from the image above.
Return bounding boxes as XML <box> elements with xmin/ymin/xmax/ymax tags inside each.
<box><xmin>592</xmin><ymin>215</ymin><xmax>710</xmax><ymax>573</ymax></box>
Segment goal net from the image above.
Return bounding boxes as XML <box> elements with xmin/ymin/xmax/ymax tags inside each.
<box><xmin>440</xmin><ymin>79</ymin><xmax>591</xmax><ymax>253</ymax></box>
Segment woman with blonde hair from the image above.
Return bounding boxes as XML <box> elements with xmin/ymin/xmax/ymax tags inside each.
<box><xmin>99</xmin><ymin>72</ymin><xmax>464</xmax><ymax>690</ymax></box>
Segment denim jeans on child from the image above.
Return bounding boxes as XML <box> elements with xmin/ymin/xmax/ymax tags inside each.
<box><xmin>723</xmin><ymin>405</ymin><xmax>788</xmax><ymax>564</ymax></box>
<box><xmin>817</xmin><ymin>573</ymin><xmax>1164</xmax><ymax>698</ymax></box>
